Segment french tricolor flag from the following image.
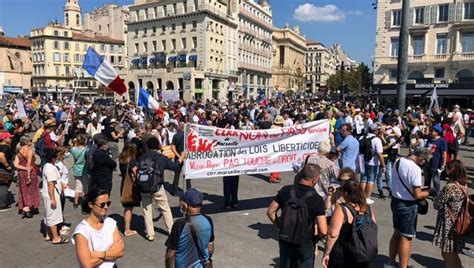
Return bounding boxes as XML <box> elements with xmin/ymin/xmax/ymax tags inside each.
<box><xmin>138</xmin><ymin>88</ymin><xmax>160</xmax><ymax>111</ymax></box>
<box><xmin>82</xmin><ymin>47</ymin><xmax>127</xmax><ymax>95</ymax></box>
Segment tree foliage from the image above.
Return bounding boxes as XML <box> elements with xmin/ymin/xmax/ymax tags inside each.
<box><xmin>327</xmin><ymin>62</ymin><xmax>371</xmax><ymax>95</ymax></box>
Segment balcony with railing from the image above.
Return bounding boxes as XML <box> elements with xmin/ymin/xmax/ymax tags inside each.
<box><xmin>238</xmin><ymin>62</ymin><xmax>271</xmax><ymax>73</ymax></box>
<box><xmin>239</xmin><ymin>8</ymin><xmax>273</xmax><ymax>30</ymax></box>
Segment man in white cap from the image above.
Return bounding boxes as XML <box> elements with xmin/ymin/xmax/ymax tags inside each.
<box><xmin>354</xmin><ymin>108</ymin><xmax>364</xmax><ymax>138</ymax></box>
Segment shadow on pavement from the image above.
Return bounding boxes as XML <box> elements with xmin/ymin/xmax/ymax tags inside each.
<box><xmin>411</xmin><ymin>253</ymin><xmax>444</xmax><ymax>267</ymax></box>
<box><xmin>375</xmin><ymin>255</ymin><xmax>390</xmax><ymax>267</ymax></box>
<box><xmin>416</xmin><ymin>231</ymin><xmax>433</xmax><ymax>242</ymax></box>
<box><xmin>248</xmin><ymin>222</ymin><xmax>278</xmax><ymax>241</ymax></box>
<box><xmin>200</xmin><ymin>193</ymin><xmax>274</xmax><ymax>215</ymax></box>
<box><xmin>249</xmin><ymin>173</ymin><xmax>270</xmax><ymax>182</ymax></box>
<box><xmin>423</xmin><ymin>225</ymin><xmax>436</xmax><ymax>231</ymax></box>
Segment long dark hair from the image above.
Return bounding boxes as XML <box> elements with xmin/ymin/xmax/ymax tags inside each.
<box><xmin>342</xmin><ymin>180</ymin><xmax>367</xmax><ymax>212</ymax></box>
<box><xmin>447</xmin><ymin>160</ymin><xmax>468</xmax><ymax>186</ymax></box>
<box><xmin>81</xmin><ymin>188</ymin><xmax>109</xmax><ymax>214</ymax></box>
<box><xmin>119</xmin><ymin>142</ymin><xmax>137</xmax><ymax>164</ymax></box>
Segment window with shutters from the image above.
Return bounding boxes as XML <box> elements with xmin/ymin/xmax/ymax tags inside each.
<box><xmin>390</xmin><ymin>37</ymin><xmax>399</xmax><ymax>57</ymax></box>
<box><xmin>436</xmin><ymin>34</ymin><xmax>448</xmax><ymax>55</ymax></box>
<box><xmin>438</xmin><ymin>4</ymin><xmax>449</xmax><ymax>22</ymax></box>
<box><xmin>392</xmin><ymin>10</ymin><xmax>401</xmax><ymax>26</ymax></box>
<box><xmin>412</xmin><ymin>35</ymin><xmax>425</xmax><ymax>55</ymax></box>
<box><xmin>461</xmin><ymin>32</ymin><xmax>474</xmax><ymax>53</ymax></box>
<box><xmin>465</xmin><ymin>3</ymin><xmax>474</xmax><ymax>20</ymax></box>
<box><xmin>415</xmin><ymin>7</ymin><xmax>424</xmax><ymax>24</ymax></box>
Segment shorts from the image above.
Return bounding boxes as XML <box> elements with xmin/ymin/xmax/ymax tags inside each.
<box><xmin>74</xmin><ymin>176</ymin><xmax>83</xmax><ymax>194</ymax></box>
<box><xmin>361</xmin><ymin>164</ymin><xmax>378</xmax><ymax>184</ymax></box>
<box><xmin>391</xmin><ymin>198</ymin><xmax>418</xmax><ymax>238</ymax></box>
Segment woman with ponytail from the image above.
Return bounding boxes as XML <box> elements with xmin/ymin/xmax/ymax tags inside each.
<box><xmin>322</xmin><ymin>180</ymin><xmax>377</xmax><ymax>268</ymax></box>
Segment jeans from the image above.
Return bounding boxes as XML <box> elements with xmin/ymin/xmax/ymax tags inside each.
<box><xmin>424</xmin><ymin>167</ymin><xmax>441</xmax><ymax>193</ymax></box>
<box><xmin>361</xmin><ymin>164</ymin><xmax>380</xmax><ymax>184</ymax></box>
<box><xmin>0</xmin><ymin>184</ymin><xmax>9</xmax><ymax>208</ymax></box>
<box><xmin>464</xmin><ymin>127</ymin><xmax>472</xmax><ymax>145</ymax></box>
<box><xmin>279</xmin><ymin>241</ymin><xmax>314</xmax><ymax>268</ymax></box>
<box><xmin>377</xmin><ymin>160</ymin><xmax>392</xmax><ymax>192</ymax></box>
<box><xmin>391</xmin><ymin>198</ymin><xmax>418</xmax><ymax>238</ymax></box>
<box><xmin>172</xmin><ymin>161</ymin><xmax>191</xmax><ymax>190</ymax></box>
<box><xmin>223</xmin><ymin>176</ymin><xmax>239</xmax><ymax>207</ymax></box>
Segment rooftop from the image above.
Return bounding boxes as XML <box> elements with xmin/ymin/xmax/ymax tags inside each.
<box><xmin>0</xmin><ymin>36</ymin><xmax>31</xmax><ymax>48</ymax></box>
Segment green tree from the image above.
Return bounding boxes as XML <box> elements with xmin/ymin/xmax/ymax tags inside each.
<box><xmin>327</xmin><ymin>62</ymin><xmax>371</xmax><ymax>96</ymax></box>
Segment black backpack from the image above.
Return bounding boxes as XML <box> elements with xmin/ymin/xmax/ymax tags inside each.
<box><xmin>136</xmin><ymin>154</ymin><xmax>163</xmax><ymax>193</ymax></box>
<box><xmin>278</xmin><ymin>187</ymin><xmax>316</xmax><ymax>244</ymax></box>
<box><xmin>359</xmin><ymin>135</ymin><xmax>375</xmax><ymax>162</ymax></box>
<box><xmin>342</xmin><ymin>203</ymin><xmax>378</xmax><ymax>263</ymax></box>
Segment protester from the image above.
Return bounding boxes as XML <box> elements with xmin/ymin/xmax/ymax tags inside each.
<box><xmin>267</xmin><ymin>163</ymin><xmax>327</xmax><ymax>267</ymax></box>
<box><xmin>433</xmin><ymin>160</ymin><xmax>469</xmax><ymax>268</ymax></box>
<box><xmin>140</xmin><ymin>137</ymin><xmax>186</xmax><ymax>241</ymax></box>
<box><xmin>336</xmin><ymin>123</ymin><xmax>359</xmax><ymax>171</ymax></box>
<box><xmin>89</xmin><ymin>134</ymin><xmax>116</xmax><ymax>193</ymax></box>
<box><xmin>41</xmin><ymin>149</ymin><xmax>69</xmax><ymax>244</ymax></box>
<box><xmin>0</xmin><ymin>132</ymin><xmax>15</xmax><ymax>211</ymax></box>
<box><xmin>118</xmin><ymin>143</ymin><xmax>140</xmax><ymax>237</ymax></box>
<box><xmin>171</xmin><ymin>121</ymin><xmax>188</xmax><ymax>193</ymax></box>
<box><xmin>387</xmin><ymin>148</ymin><xmax>434</xmax><ymax>268</ymax></box>
<box><xmin>360</xmin><ymin>124</ymin><xmax>385</xmax><ymax>204</ymax></box>
<box><xmin>13</xmin><ymin>136</ymin><xmax>40</xmax><ymax>218</ymax></box>
<box><xmin>165</xmin><ymin>188</ymin><xmax>215</xmax><ymax>268</ymax></box>
<box><xmin>268</xmin><ymin>115</ymin><xmax>285</xmax><ymax>183</ymax></box>
<box><xmin>425</xmin><ymin>124</ymin><xmax>447</xmax><ymax>193</ymax></box>
<box><xmin>73</xmin><ymin>188</ymin><xmax>124</xmax><ymax>267</ymax></box>
<box><xmin>322</xmin><ymin>180</ymin><xmax>377</xmax><ymax>268</ymax></box>
<box><xmin>105</xmin><ymin>118</ymin><xmax>124</xmax><ymax>160</ymax></box>
<box><xmin>70</xmin><ymin>134</ymin><xmax>87</xmax><ymax>208</ymax></box>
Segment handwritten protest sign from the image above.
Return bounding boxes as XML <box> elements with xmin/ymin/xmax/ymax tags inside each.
<box><xmin>162</xmin><ymin>90</ymin><xmax>180</xmax><ymax>103</ymax></box>
<box><xmin>15</xmin><ymin>99</ymin><xmax>27</xmax><ymax>118</ymax></box>
<box><xmin>184</xmin><ymin>120</ymin><xmax>329</xmax><ymax>179</ymax></box>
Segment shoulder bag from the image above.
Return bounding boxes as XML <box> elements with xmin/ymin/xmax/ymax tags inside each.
<box><xmin>187</xmin><ymin>217</ymin><xmax>213</xmax><ymax>268</ymax></box>
<box><xmin>395</xmin><ymin>159</ymin><xmax>429</xmax><ymax>215</ymax></box>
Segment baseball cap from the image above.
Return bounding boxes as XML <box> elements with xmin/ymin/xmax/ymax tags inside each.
<box><xmin>432</xmin><ymin>124</ymin><xmax>443</xmax><ymax>134</ymax></box>
<box><xmin>0</xmin><ymin>132</ymin><xmax>14</xmax><ymax>140</ymax></box>
<box><xmin>177</xmin><ymin>188</ymin><xmax>203</xmax><ymax>207</ymax></box>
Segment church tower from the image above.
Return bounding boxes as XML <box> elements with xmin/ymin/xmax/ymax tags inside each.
<box><xmin>64</xmin><ymin>0</ymin><xmax>82</xmax><ymax>30</ymax></box>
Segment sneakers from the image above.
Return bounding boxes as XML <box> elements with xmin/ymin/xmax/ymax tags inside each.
<box><xmin>378</xmin><ymin>190</ymin><xmax>386</xmax><ymax>199</ymax></box>
<box><xmin>366</xmin><ymin>198</ymin><xmax>375</xmax><ymax>205</ymax></box>
<box><xmin>462</xmin><ymin>248</ymin><xmax>474</xmax><ymax>258</ymax></box>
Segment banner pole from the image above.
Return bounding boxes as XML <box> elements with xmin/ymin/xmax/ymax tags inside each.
<box><xmin>182</xmin><ymin>123</ymin><xmax>189</xmax><ymax>190</ymax></box>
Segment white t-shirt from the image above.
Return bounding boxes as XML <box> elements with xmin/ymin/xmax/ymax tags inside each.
<box><xmin>283</xmin><ymin>118</ymin><xmax>294</xmax><ymax>127</ymax></box>
<box><xmin>387</xmin><ymin>126</ymin><xmax>402</xmax><ymax>149</ymax></box>
<box><xmin>367</xmin><ymin>134</ymin><xmax>383</xmax><ymax>166</ymax></box>
<box><xmin>41</xmin><ymin>163</ymin><xmax>61</xmax><ymax>196</ymax></box>
<box><xmin>345</xmin><ymin>115</ymin><xmax>353</xmax><ymax>126</ymax></box>
<box><xmin>391</xmin><ymin>158</ymin><xmax>422</xmax><ymax>201</ymax></box>
<box><xmin>72</xmin><ymin>217</ymin><xmax>117</xmax><ymax>268</ymax></box>
<box><xmin>354</xmin><ymin>114</ymin><xmax>364</xmax><ymax>134</ymax></box>
<box><xmin>55</xmin><ymin>161</ymin><xmax>69</xmax><ymax>185</ymax></box>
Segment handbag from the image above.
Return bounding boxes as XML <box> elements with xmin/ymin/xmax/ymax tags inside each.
<box><xmin>0</xmin><ymin>168</ymin><xmax>13</xmax><ymax>187</ymax></box>
<box><xmin>395</xmin><ymin>159</ymin><xmax>429</xmax><ymax>215</ymax></box>
<box><xmin>121</xmin><ymin>163</ymin><xmax>136</xmax><ymax>204</ymax></box>
<box><xmin>187</xmin><ymin>217</ymin><xmax>213</xmax><ymax>268</ymax></box>
<box><xmin>161</xmin><ymin>145</ymin><xmax>176</xmax><ymax>159</ymax></box>
<box><xmin>447</xmin><ymin>185</ymin><xmax>474</xmax><ymax>236</ymax></box>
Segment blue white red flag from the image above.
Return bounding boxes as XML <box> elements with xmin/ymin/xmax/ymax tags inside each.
<box><xmin>138</xmin><ymin>88</ymin><xmax>160</xmax><ymax>111</ymax></box>
<box><xmin>82</xmin><ymin>47</ymin><xmax>127</xmax><ymax>95</ymax></box>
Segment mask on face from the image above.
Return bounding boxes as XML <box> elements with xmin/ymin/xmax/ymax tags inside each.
<box><xmin>179</xmin><ymin>204</ymin><xmax>187</xmax><ymax>216</ymax></box>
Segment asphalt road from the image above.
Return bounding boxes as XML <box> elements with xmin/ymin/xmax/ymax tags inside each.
<box><xmin>1</xmin><ymin>143</ymin><xmax>474</xmax><ymax>267</ymax></box>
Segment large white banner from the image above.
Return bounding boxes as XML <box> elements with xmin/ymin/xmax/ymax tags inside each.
<box><xmin>184</xmin><ymin>120</ymin><xmax>330</xmax><ymax>179</ymax></box>
<box><xmin>162</xmin><ymin>89</ymin><xmax>180</xmax><ymax>103</ymax></box>
<box><xmin>15</xmin><ymin>99</ymin><xmax>27</xmax><ymax>118</ymax></box>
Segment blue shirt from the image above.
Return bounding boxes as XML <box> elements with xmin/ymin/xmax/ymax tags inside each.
<box><xmin>426</xmin><ymin>137</ymin><xmax>447</xmax><ymax>169</ymax></box>
<box><xmin>166</xmin><ymin>215</ymin><xmax>214</xmax><ymax>268</ymax></box>
<box><xmin>338</xmin><ymin>135</ymin><xmax>359</xmax><ymax>171</ymax></box>
<box><xmin>335</xmin><ymin>118</ymin><xmax>345</xmax><ymax>146</ymax></box>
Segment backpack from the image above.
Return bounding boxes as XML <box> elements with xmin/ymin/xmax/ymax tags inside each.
<box><xmin>359</xmin><ymin>135</ymin><xmax>375</xmax><ymax>162</ymax></box>
<box><xmin>136</xmin><ymin>154</ymin><xmax>163</xmax><ymax>193</ymax></box>
<box><xmin>448</xmin><ymin>185</ymin><xmax>474</xmax><ymax>236</ymax></box>
<box><xmin>278</xmin><ymin>187</ymin><xmax>316</xmax><ymax>244</ymax></box>
<box><xmin>341</xmin><ymin>203</ymin><xmax>378</xmax><ymax>263</ymax></box>
<box><xmin>34</xmin><ymin>134</ymin><xmax>47</xmax><ymax>157</ymax></box>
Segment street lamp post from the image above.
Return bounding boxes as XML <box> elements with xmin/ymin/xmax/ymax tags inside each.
<box><xmin>396</xmin><ymin>0</ymin><xmax>410</xmax><ymax>114</ymax></box>
<box><xmin>339</xmin><ymin>61</ymin><xmax>345</xmax><ymax>101</ymax></box>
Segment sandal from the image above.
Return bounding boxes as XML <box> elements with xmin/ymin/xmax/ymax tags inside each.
<box><xmin>125</xmin><ymin>230</ymin><xmax>138</xmax><ymax>237</ymax></box>
<box><xmin>146</xmin><ymin>235</ymin><xmax>154</xmax><ymax>241</ymax></box>
<box><xmin>52</xmin><ymin>237</ymin><xmax>70</xmax><ymax>245</ymax></box>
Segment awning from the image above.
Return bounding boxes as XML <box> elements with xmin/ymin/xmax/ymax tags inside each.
<box><xmin>189</xmin><ymin>55</ymin><xmax>198</xmax><ymax>61</ymax></box>
<box><xmin>131</xmin><ymin>58</ymin><xmax>139</xmax><ymax>65</ymax></box>
<box><xmin>168</xmin><ymin>56</ymin><xmax>177</xmax><ymax>62</ymax></box>
<box><xmin>156</xmin><ymin>55</ymin><xmax>166</xmax><ymax>62</ymax></box>
<box><xmin>178</xmin><ymin>54</ymin><xmax>187</xmax><ymax>62</ymax></box>
<box><xmin>140</xmin><ymin>57</ymin><xmax>148</xmax><ymax>64</ymax></box>
<box><xmin>3</xmin><ymin>87</ymin><xmax>24</xmax><ymax>94</ymax></box>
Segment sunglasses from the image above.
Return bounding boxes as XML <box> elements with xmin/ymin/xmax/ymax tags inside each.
<box><xmin>94</xmin><ymin>201</ymin><xmax>111</xmax><ymax>209</ymax></box>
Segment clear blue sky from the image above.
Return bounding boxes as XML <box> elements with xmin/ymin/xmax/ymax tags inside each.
<box><xmin>0</xmin><ymin>0</ymin><xmax>376</xmax><ymax>64</ymax></box>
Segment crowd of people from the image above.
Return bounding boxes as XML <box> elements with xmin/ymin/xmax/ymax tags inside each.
<box><xmin>0</xmin><ymin>93</ymin><xmax>473</xmax><ymax>267</ymax></box>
